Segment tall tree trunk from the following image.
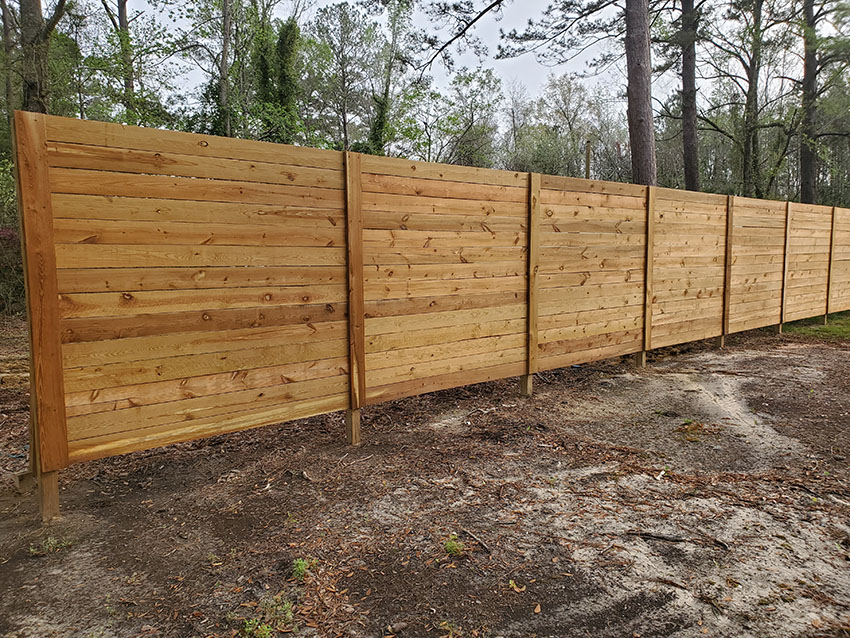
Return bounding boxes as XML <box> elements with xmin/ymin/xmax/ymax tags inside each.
<box><xmin>624</xmin><ymin>0</ymin><xmax>657</xmax><ymax>186</ymax></box>
<box><xmin>117</xmin><ymin>0</ymin><xmax>135</xmax><ymax>120</ymax></box>
<box><xmin>800</xmin><ymin>0</ymin><xmax>818</xmax><ymax>203</ymax></box>
<box><xmin>681</xmin><ymin>0</ymin><xmax>700</xmax><ymax>191</ymax></box>
<box><xmin>742</xmin><ymin>0</ymin><xmax>763</xmax><ymax>198</ymax></box>
<box><xmin>101</xmin><ymin>0</ymin><xmax>136</xmax><ymax>121</ymax></box>
<box><xmin>219</xmin><ymin>0</ymin><xmax>232</xmax><ymax>136</ymax></box>
<box><xmin>19</xmin><ymin>0</ymin><xmax>66</xmax><ymax>113</ymax></box>
<box><xmin>0</xmin><ymin>0</ymin><xmax>14</xmax><ymax>120</ymax></box>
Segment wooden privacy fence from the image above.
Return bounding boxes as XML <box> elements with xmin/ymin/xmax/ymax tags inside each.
<box><xmin>13</xmin><ymin>111</ymin><xmax>850</xmax><ymax>518</ymax></box>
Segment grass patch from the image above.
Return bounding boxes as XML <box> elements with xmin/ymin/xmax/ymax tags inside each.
<box><xmin>784</xmin><ymin>311</ymin><xmax>850</xmax><ymax>340</ymax></box>
<box><xmin>291</xmin><ymin>557</ymin><xmax>315</xmax><ymax>582</ymax></box>
<box><xmin>443</xmin><ymin>533</ymin><xmax>464</xmax><ymax>557</ymax></box>
<box><xmin>28</xmin><ymin>535</ymin><xmax>72</xmax><ymax>557</ymax></box>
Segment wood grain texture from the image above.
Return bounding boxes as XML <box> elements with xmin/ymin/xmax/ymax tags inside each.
<box><xmin>722</xmin><ymin>196</ymin><xmax>734</xmax><ymax>335</ymax></box>
<box><xmin>345</xmin><ymin>152</ymin><xmax>366</xmax><ymax>410</ymax></box>
<box><xmin>527</xmin><ymin>173</ymin><xmax>541</xmax><ymax>375</ymax></box>
<box><xmin>643</xmin><ymin>186</ymin><xmax>655</xmax><ymax>353</ymax></box>
<box><xmin>14</xmin><ymin>111</ymin><xmax>69</xmax><ymax>472</ymax></box>
<box><xmin>780</xmin><ymin>201</ymin><xmax>792</xmax><ymax>324</ymax></box>
<box><xmin>17</xmin><ymin>113</ymin><xmax>850</xmax><ymax>469</ymax></box>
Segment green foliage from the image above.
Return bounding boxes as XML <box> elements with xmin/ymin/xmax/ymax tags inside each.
<box><xmin>784</xmin><ymin>311</ymin><xmax>850</xmax><ymax>340</ymax></box>
<box><xmin>443</xmin><ymin>533</ymin><xmax>464</xmax><ymax>556</ymax></box>
<box><xmin>240</xmin><ymin>593</ymin><xmax>295</xmax><ymax>635</ymax></box>
<box><xmin>291</xmin><ymin>557</ymin><xmax>315</xmax><ymax>581</ymax></box>
<box><xmin>0</xmin><ymin>160</ymin><xmax>23</xmax><ymax>315</ymax></box>
<box><xmin>28</xmin><ymin>535</ymin><xmax>72</xmax><ymax>556</ymax></box>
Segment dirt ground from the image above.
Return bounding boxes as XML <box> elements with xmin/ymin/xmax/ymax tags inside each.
<box><xmin>1</xmin><ymin>315</ymin><xmax>849</xmax><ymax>638</ymax></box>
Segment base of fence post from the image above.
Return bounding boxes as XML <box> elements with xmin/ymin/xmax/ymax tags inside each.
<box><xmin>39</xmin><ymin>471</ymin><xmax>60</xmax><ymax>523</ymax></box>
<box><xmin>716</xmin><ymin>335</ymin><xmax>725</xmax><ymax>349</ymax></box>
<box><xmin>637</xmin><ymin>351</ymin><xmax>648</xmax><ymax>368</ymax></box>
<box><xmin>345</xmin><ymin>409</ymin><xmax>361</xmax><ymax>446</ymax></box>
<box><xmin>776</xmin><ymin>323</ymin><xmax>783</xmax><ymax>334</ymax></box>
<box><xmin>14</xmin><ymin>471</ymin><xmax>36</xmax><ymax>493</ymax></box>
<box><xmin>520</xmin><ymin>374</ymin><xmax>533</xmax><ymax>397</ymax></box>
<box><xmin>823</xmin><ymin>314</ymin><xmax>829</xmax><ymax>326</ymax></box>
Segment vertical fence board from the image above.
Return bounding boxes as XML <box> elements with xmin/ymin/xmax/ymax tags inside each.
<box><xmin>641</xmin><ymin>186</ymin><xmax>656</xmax><ymax>363</ymax></box>
<box><xmin>722</xmin><ymin>195</ymin><xmax>735</xmax><ymax>339</ymax></box>
<box><xmin>826</xmin><ymin>206</ymin><xmax>837</xmax><ymax>318</ymax></box>
<box><xmin>526</xmin><ymin>173</ymin><xmax>541</xmax><ymax>383</ymax></box>
<box><xmin>14</xmin><ymin>111</ymin><xmax>68</xmax><ymax>473</ymax></box>
<box><xmin>780</xmin><ymin>201</ymin><xmax>792</xmax><ymax>328</ymax></box>
<box><xmin>345</xmin><ymin>151</ymin><xmax>365</xmax><ymax>444</ymax></box>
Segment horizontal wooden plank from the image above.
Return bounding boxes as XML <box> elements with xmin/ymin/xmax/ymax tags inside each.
<box><xmin>360</xmin><ymin>154</ymin><xmax>528</xmax><ymax>188</ymax></box>
<box><xmin>366</xmin><ymin>333</ymin><xmax>525</xmax><ymax>371</ymax></box>
<box><xmin>363</xmin><ymin>262</ymin><xmax>523</xmax><ymax>283</ymax></box>
<box><xmin>364</xmin><ymin>275</ymin><xmax>524</xmax><ymax>301</ymax></box>
<box><xmin>361</xmin><ymin>172</ymin><xmax>527</xmax><ymax>203</ymax></box>
<box><xmin>68</xmin><ymin>393</ymin><xmax>348</xmax><ymax>463</ymax></box>
<box><xmin>540</xmin><ymin>190</ymin><xmax>646</xmax><ymax>210</ymax></box>
<box><xmin>65</xmin><ymin>355</ymin><xmax>348</xmax><ymax>413</ymax></box>
<box><xmin>537</xmin><ymin>305</ymin><xmax>643</xmax><ymax>331</ymax></box>
<box><xmin>57</xmin><ymin>265</ymin><xmax>346</xmax><ymax>294</ymax></box>
<box><xmin>58</xmin><ymin>284</ymin><xmax>347</xmax><ymax>319</ymax></box>
<box><xmin>363</xmin><ymin>228</ymin><xmax>524</xmax><ymax>248</ymax></box>
<box><xmin>53</xmin><ymin>218</ymin><xmax>344</xmax><ymax>248</ymax></box>
<box><xmin>363</xmin><ymin>210</ymin><xmax>525</xmax><ymax>233</ymax></box>
<box><xmin>364</xmin><ymin>246</ymin><xmax>526</xmax><ymax>266</ymax></box>
<box><xmin>68</xmin><ymin>374</ymin><xmax>348</xmax><ymax>443</ymax></box>
<box><xmin>44</xmin><ymin>114</ymin><xmax>343</xmax><ymax>170</ymax></box>
<box><xmin>539</xmin><ymin>315</ymin><xmax>643</xmax><ymax>343</ymax></box>
<box><xmin>540</xmin><ymin>175</ymin><xmax>646</xmax><ymax>197</ymax></box>
<box><xmin>366</xmin><ymin>303</ymin><xmax>526</xmax><ymax>336</ymax></box>
<box><xmin>363</xmin><ymin>191</ymin><xmax>527</xmax><ymax>217</ymax></box>
<box><xmin>539</xmin><ymin>328</ymin><xmax>644</xmax><ymax>357</ymax></box>
<box><xmin>52</xmin><ymin>193</ymin><xmax>344</xmax><ymax>226</ymax></box>
<box><xmin>60</xmin><ymin>301</ymin><xmax>344</xmax><ymax>343</ymax></box>
<box><xmin>366</xmin><ymin>317</ymin><xmax>526</xmax><ymax>354</ymax></box>
<box><xmin>56</xmin><ymin>244</ymin><xmax>345</xmax><ymax>269</ymax></box>
<box><xmin>366</xmin><ymin>346</ymin><xmax>526</xmax><ymax>388</ymax></box>
<box><xmin>63</xmin><ymin>338</ymin><xmax>348</xmax><ymax>393</ymax></box>
<box><xmin>47</xmin><ymin>141</ymin><xmax>344</xmax><ymax>188</ymax></box>
<box><xmin>62</xmin><ymin>321</ymin><xmax>347</xmax><ymax>368</ymax></box>
<box><xmin>50</xmin><ymin>167</ymin><xmax>345</xmax><ymax>208</ymax></box>
<box><xmin>365</xmin><ymin>291</ymin><xmax>523</xmax><ymax>320</ymax></box>
<box><xmin>364</xmin><ymin>361</ymin><xmax>524</xmax><ymax>405</ymax></box>
<box><xmin>538</xmin><ymin>339</ymin><xmax>642</xmax><ymax>371</ymax></box>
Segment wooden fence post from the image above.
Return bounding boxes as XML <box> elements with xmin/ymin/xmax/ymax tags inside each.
<box><xmin>14</xmin><ymin>111</ymin><xmax>68</xmax><ymax>522</ymax></box>
<box><xmin>719</xmin><ymin>195</ymin><xmax>735</xmax><ymax>348</ymax></box>
<box><xmin>825</xmin><ymin>205</ymin><xmax>837</xmax><ymax>325</ymax></box>
<box><xmin>344</xmin><ymin>151</ymin><xmax>365</xmax><ymax>445</ymax></box>
<box><xmin>639</xmin><ymin>186</ymin><xmax>656</xmax><ymax>367</ymax></box>
<box><xmin>779</xmin><ymin>200</ymin><xmax>792</xmax><ymax>333</ymax></box>
<box><xmin>521</xmin><ymin>173</ymin><xmax>541</xmax><ymax>396</ymax></box>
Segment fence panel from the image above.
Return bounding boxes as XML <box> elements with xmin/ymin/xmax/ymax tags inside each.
<box><xmin>42</xmin><ymin>114</ymin><xmax>350</xmax><ymax>463</ymax></box>
<box><xmin>832</xmin><ymin>207</ymin><xmax>850</xmax><ymax>312</ymax></box>
<box><xmin>359</xmin><ymin>155</ymin><xmax>529</xmax><ymax>404</ymax></box>
<box><xmin>726</xmin><ymin>197</ymin><xmax>786</xmax><ymax>332</ymax></box>
<box><xmin>650</xmin><ymin>188</ymin><xmax>727</xmax><ymax>348</ymax></box>
<box><xmin>785</xmin><ymin>203</ymin><xmax>833</xmax><ymax>322</ymax></box>
<box><xmin>536</xmin><ymin>177</ymin><xmax>647</xmax><ymax>369</ymax></box>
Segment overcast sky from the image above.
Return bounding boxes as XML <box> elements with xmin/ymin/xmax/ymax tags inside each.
<box><xmin>144</xmin><ymin>0</ymin><xmax>638</xmax><ymax>107</ymax></box>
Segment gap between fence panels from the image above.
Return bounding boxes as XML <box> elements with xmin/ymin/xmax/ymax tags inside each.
<box><xmin>12</xmin><ymin>111</ymin><xmax>850</xmax><ymax>521</ymax></box>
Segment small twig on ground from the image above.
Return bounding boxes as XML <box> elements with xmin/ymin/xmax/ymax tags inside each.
<box><xmin>345</xmin><ymin>454</ymin><xmax>374</xmax><ymax>466</ymax></box>
<box><xmin>626</xmin><ymin>530</ymin><xmax>728</xmax><ymax>550</ymax></box>
<box><xmin>461</xmin><ymin>528</ymin><xmax>491</xmax><ymax>553</ymax></box>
